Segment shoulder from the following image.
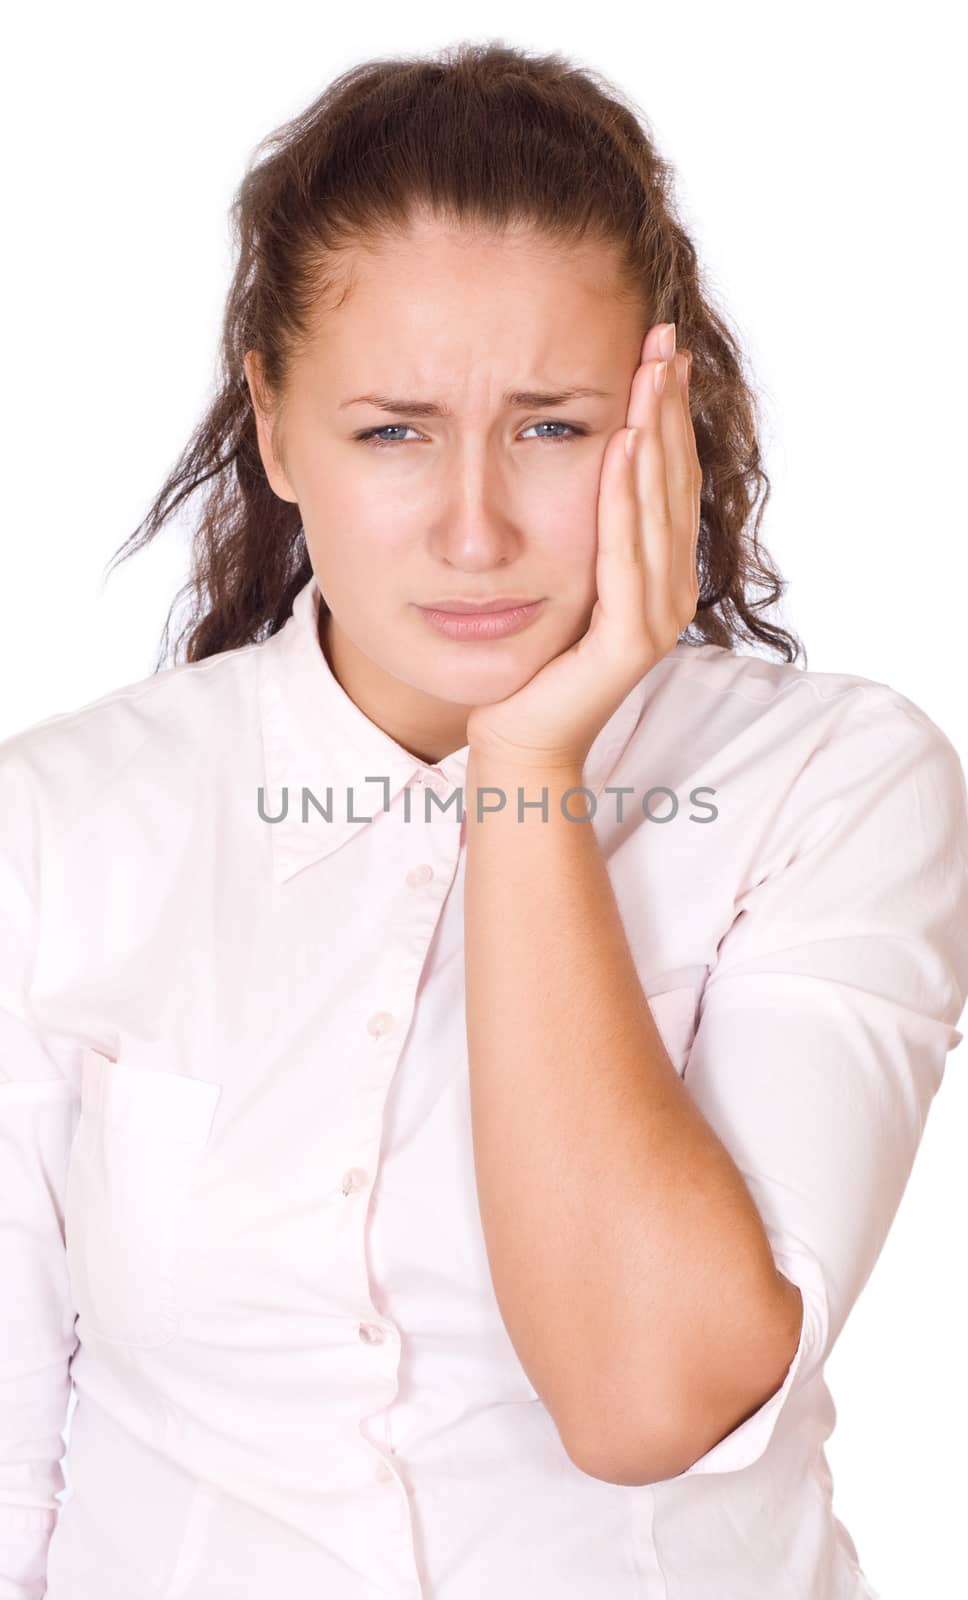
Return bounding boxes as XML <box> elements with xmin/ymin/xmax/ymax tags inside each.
<box><xmin>666</xmin><ymin>638</ymin><xmax>963</xmax><ymax>769</ymax></box>
<box><xmin>669</xmin><ymin>648</ymin><xmax>968</xmax><ymax>1030</ymax></box>
<box><xmin>654</xmin><ymin>641</ymin><xmax>968</xmax><ymax>880</ymax></box>
<box><xmin>0</xmin><ymin>638</ymin><xmax>265</xmax><ymax>852</ymax></box>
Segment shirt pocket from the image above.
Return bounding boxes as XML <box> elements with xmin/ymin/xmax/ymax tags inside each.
<box><xmin>642</xmin><ymin>965</ymin><xmax>707</xmax><ymax>1076</ymax></box>
<box><xmin>64</xmin><ymin>1047</ymin><xmax>222</xmax><ymax>1348</ymax></box>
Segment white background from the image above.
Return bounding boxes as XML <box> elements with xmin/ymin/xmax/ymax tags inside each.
<box><xmin>2</xmin><ymin>3</ymin><xmax>964</xmax><ymax>1592</ymax></box>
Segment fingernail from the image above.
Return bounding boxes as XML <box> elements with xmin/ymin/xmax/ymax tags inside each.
<box><xmin>660</xmin><ymin>323</ymin><xmax>676</xmax><ymax>361</ymax></box>
<box><xmin>654</xmin><ymin>361</ymin><xmax>668</xmax><ymax>397</ymax></box>
<box><xmin>625</xmin><ymin>427</ymin><xmax>638</xmax><ymax>461</ymax></box>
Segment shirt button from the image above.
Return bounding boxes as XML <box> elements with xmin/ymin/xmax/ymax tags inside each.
<box><xmin>340</xmin><ymin>1167</ymin><xmax>368</xmax><ymax>1196</ymax></box>
<box><xmin>367</xmin><ymin>1012</ymin><xmax>394</xmax><ymax>1037</ymax></box>
<box><xmin>412</xmin><ymin>768</ymin><xmax>447</xmax><ymax>795</ymax></box>
<box><xmin>405</xmin><ymin>863</ymin><xmax>434</xmax><ymax>888</ymax></box>
<box><xmin>358</xmin><ymin>1321</ymin><xmax>386</xmax><ymax>1345</ymax></box>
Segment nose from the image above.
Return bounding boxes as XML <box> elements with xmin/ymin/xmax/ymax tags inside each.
<box><xmin>425</xmin><ymin>443</ymin><xmax>525</xmax><ymax>573</ymax></box>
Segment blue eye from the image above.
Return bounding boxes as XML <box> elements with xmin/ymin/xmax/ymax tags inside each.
<box><xmin>356</xmin><ymin>425</ymin><xmax>421</xmax><ymax>448</ymax></box>
<box><xmin>355</xmin><ymin>421</ymin><xmax>587</xmax><ymax>448</ymax></box>
<box><xmin>519</xmin><ymin>421</ymin><xmax>584</xmax><ymax>442</ymax></box>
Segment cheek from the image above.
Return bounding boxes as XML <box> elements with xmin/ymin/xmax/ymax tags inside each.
<box><xmin>531</xmin><ymin>501</ymin><xmax>600</xmax><ymax>580</ymax></box>
<box><xmin>304</xmin><ymin>527</ymin><xmax>395</xmax><ymax>607</ymax></box>
<box><xmin>531</xmin><ymin>468</ymin><xmax>600</xmax><ymax>539</ymax></box>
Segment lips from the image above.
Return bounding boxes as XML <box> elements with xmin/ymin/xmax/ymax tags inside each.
<box><xmin>418</xmin><ymin>597</ymin><xmax>539</xmax><ymax>614</ymax></box>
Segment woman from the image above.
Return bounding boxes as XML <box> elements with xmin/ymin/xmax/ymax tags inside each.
<box><xmin>2</xmin><ymin>41</ymin><xmax>965</xmax><ymax>1600</ymax></box>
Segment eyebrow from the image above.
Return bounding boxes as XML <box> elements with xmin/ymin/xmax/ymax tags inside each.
<box><xmin>339</xmin><ymin>386</ymin><xmax>612</xmax><ymax>416</ymax></box>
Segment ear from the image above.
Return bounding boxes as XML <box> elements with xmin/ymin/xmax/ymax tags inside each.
<box><xmin>243</xmin><ymin>349</ymin><xmax>298</xmax><ymax>504</ymax></box>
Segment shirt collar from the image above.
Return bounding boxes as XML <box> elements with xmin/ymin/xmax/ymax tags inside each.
<box><xmin>257</xmin><ymin>572</ymin><xmax>666</xmax><ymax>884</ymax></box>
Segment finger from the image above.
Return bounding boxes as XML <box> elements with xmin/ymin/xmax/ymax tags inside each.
<box><xmin>594</xmin><ymin>424</ymin><xmax>643</xmax><ymax>635</ymax></box>
<box><xmin>632</xmin><ymin>332</ymin><xmax>699</xmax><ymax>533</ymax></box>
<box><xmin>680</xmin><ymin>354</ymin><xmax>702</xmax><ymax>592</ymax></box>
<box><xmin>632</xmin><ymin>367</ymin><xmax>681</xmax><ymax>643</ymax></box>
<box><xmin>601</xmin><ymin>357</ymin><xmax>676</xmax><ymax>650</ymax></box>
<box><xmin>627</xmin><ymin>322</ymin><xmax>674</xmax><ymax>429</ymax></box>
<box><xmin>660</xmin><ymin>351</ymin><xmax>701</xmax><ymax>600</ymax></box>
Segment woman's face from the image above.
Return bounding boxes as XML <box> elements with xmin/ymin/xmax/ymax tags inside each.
<box><xmin>246</xmin><ymin>215</ymin><xmax>646</xmax><ymax>765</ymax></box>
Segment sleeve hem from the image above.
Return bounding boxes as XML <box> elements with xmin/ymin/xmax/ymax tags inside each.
<box><xmin>671</xmin><ymin>1234</ymin><xmax>830</xmax><ymax>1478</ymax></box>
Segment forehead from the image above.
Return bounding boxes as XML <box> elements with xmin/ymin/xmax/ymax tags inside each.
<box><xmin>303</xmin><ymin>217</ymin><xmax>641</xmax><ymax>379</ymax></box>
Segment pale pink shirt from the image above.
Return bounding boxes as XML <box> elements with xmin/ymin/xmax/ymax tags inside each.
<box><xmin>2</xmin><ymin>572</ymin><xmax>967</xmax><ymax>1600</ymax></box>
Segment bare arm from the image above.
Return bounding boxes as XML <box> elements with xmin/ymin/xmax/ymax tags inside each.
<box><xmin>462</xmin><ymin>750</ymin><xmax>803</xmax><ymax>1486</ymax></box>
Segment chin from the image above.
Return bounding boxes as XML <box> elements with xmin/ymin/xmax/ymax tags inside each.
<box><xmin>429</xmin><ymin>651</ymin><xmax>557</xmax><ymax>707</ymax></box>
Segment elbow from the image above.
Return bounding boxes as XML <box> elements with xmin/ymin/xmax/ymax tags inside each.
<box><xmin>563</xmin><ymin>1272</ymin><xmax>805</xmax><ymax>1488</ymax></box>
<box><xmin>562</xmin><ymin>1403</ymin><xmax>693</xmax><ymax>1486</ymax></box>
<box><xmin>558</xmin><ymin>1388</ymin><xmax>694</xmax><ymax>1487</ymax></box>
<box><xmin>567</xmin><ymin>1434</ymin><xmax>690</xmax><ymax>1488</ymax></box>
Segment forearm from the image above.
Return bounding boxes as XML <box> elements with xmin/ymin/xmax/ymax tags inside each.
<box><xmin>462</xmin><ymin>749</ymin><xmax>802</xmax><ymax>1482</ymax></box>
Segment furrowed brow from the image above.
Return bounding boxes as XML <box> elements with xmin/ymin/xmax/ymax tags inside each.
<box><xmin>339</xmin><ymin>386</ymin><xmax>611</xmax><ymax>416</ymax></box>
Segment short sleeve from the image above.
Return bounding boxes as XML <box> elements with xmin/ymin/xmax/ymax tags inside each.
<box><xmin>671</xmin><ymin>689</ymin><xmax>968</xmax><ymax>1477</ymax></box>
<box><xmin>0</xmin><ymin>745</ymin><xmax>80</xmax><ymax>1594</ymax></box>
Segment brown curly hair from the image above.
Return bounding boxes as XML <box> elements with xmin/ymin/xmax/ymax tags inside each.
<box><xmin>105</xmin><ymin>39</ymin><xmax>805</xmax><ymax>671</ymax></box>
